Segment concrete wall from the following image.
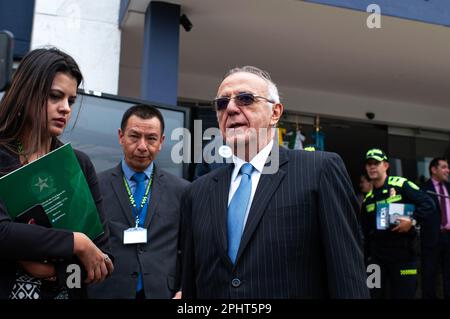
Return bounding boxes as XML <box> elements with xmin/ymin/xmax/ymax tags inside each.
<box><xmin>31</xmin><ymin>0</ymin><xmax>121</xmax><ymax>94</ymax></box>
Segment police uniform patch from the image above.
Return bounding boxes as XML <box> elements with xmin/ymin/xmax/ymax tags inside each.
<box><xmin>389</xmin><ymin>188</ymin><xmax>396</xmax><ymax>197</ymax></box>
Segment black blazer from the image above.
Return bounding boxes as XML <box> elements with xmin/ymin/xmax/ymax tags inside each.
<box><xmin>421</xmin><ymin>180</ymin><xmax>449</xmax><ymax>248</ymax></box>
<box><xmin>87</xmin><ymin>164</ymin><xmax>190</xmax><ymax>299</ymax></box>
<box><xmin>181</xmin><ymin>147</ymin><xmax>370</xmax><ymax>299</ymax></box>
<box><xmin>0</xmin><ymin>142</ymin><xmax>112</xmax><ymax>299</ymax></box>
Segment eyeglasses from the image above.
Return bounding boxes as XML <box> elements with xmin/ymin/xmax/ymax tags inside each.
<box><xmin>213</xmin><ymin>92</ymin><xmax>275</xmax><ymax>111</ymax></box>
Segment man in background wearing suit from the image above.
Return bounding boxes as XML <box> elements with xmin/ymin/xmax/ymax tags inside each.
<box><xmin>88</xmin><ymin>104</ymin><xmax>189</xmax><ymax>299</ymax></box>
<box><xmin>421</xmin><ymin>157</ymin><xmax>450</xmax><ymax>298</ymax></box>
<box><xmin>181</xmin><ymin>66</ymin><xmax>369</xmax><ymax>298</ymax></box>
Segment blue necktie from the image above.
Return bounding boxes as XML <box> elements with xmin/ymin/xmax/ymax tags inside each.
<box><xmin>132</xmin><ymin>172</ymin><xmax>147</xmax><ymax>215</ymax></box>
<box><xmin>131</xmin><ymin>172</ymin><xmax>147</xmax><ymax>293</ymax></box>
<box><xmin>227</xmin><ymin>163</ymin><xmax>254</xmax><ymax>264</ymax></box>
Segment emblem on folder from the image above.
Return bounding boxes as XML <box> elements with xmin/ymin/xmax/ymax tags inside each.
<box><xmin>31</xmin><ymin>173</ymin><xmax>55</xmax><ymax>199</ymax></box>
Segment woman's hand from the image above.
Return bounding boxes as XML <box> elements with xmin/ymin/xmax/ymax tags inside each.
<box><xmin>73</xmin><ymin>232</ymin><xmax>114</xmax><ymax>284</ymax></box>
<box><xmin>172</xmin><ymin>291</ymin><xmax>182</xmax><ymax>299</ymax></box>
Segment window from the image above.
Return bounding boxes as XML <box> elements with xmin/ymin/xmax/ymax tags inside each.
<box><xmin>62</xmin><ymin>92</ymin><xmax>189</xmax><ymax>178</ymax></box>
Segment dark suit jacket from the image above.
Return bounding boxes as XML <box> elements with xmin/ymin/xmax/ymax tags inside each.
<box><xmin>181</xmin><ymin>147</ymin><xmax>370</xmax><ymax>299</ymax></box>
<box><xmin>87</xmin><ymin>164</ymin><xmax>190</xmax><ymax>299</ymax></box>
<box><xmin>0</xmin><ymin>141</ymin><xmax>112</xmax><ymax>299</ymax></box>
<box><xmin>421</xmin><ymin>180</ymin><xmax>449</xmax><ymax>248</ymax></box>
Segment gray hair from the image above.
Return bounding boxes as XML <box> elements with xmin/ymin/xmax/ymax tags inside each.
<box><xmin>223</xmin><ymin>66</ymin><xmax>280</xmax><ymax>103</ymax></box>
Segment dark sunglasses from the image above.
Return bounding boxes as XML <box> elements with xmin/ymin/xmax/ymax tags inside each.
<box><xmin>213</xmin><ymin>93</ymin><xmax>275</xmax><ymax>111</ymax></box>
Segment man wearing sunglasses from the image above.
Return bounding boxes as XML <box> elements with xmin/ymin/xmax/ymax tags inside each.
<box><xmin>181</xmin><ymin>66</ymin><xmax>369</xmax><ymax>298</ymax></box>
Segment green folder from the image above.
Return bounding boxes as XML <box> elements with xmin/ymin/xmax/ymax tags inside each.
<box><xmin>0</xmin><ymin>143</ymin><xmax>104</xmax><ymax>240</ymax></box>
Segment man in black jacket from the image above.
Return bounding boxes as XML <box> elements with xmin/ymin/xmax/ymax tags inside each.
<box><xmin>87</xmin><ymin>104</ymin><xmax>189</xmax><ymax>299</ymax></box>
<box><xmin>421</xmin><ymin>157</ymin><xmax>450</xmax><ymax>298</ymax></box>
<box><xmin>181</xmin><ymin>66</ymin><xmax>369</xmax><ymax>299</ymax></box>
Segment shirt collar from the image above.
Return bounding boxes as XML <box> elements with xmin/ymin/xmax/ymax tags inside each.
<box><xmin>121</xmin><ymin>159</ymin><xmax>154</xmax><ymax>181</ymax></box>
<box><xmin>231</xmin><ymin>140</ymin><xmax>274</xmax><ymax>182</ymax></box>
<box><xmin>431</xmin><ymin>177</ymin><xmax>443</xmax><ymax>186</ymax></box>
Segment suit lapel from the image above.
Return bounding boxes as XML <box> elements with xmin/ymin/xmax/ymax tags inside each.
<box><xmin>426</xmin><ymin>180</ymin><xmax>439</xmax><ymax>209</ymax></box>
<box><xmin>211</xmin><ymin>164</ymin><xmax>234</xmax><ymax>268</ymax></box>
<box><xmin>110</xmin><ymin>164</ymin><xmax>135</xmax><ymax>227</ymax></box>
<box><xmin>236</xmin><ymin>147</ymin><xmax>289</xmax><ymax>263</ymax></box>
<box><xmin>144</xmin><ymin>166</ymin><xmax>161</xmax><ymax>228</ymax></box>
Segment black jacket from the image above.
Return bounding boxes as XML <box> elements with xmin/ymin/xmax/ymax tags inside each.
<box><xmin>87</xmin><ymin>164</ymin><xmax>189</xmax><ymax>299</ymax></box>
<box><xmin>420</xmin><ymin>179</ymin><xmax>450</xmax><ymax>248</ymax></box>
<box><xmin>0</xmin><ymin>140</ymin><xmax>112</xmax><ymax>299</ymax></box>
<box><xmin>361</xmin><ymin>175</ymin><xmax>435</xmax><ymax>263</ymax></box>
<box><xmin>181</xmin><ymin>147</ymin><xmax>369</xmax><ymax>298</ymax></box>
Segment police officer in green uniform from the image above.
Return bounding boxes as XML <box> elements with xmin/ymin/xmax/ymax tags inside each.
<box><xmin>361</xmin><ymin>148</ymin><xmax>434</xmax><ymax>299</ymax></box>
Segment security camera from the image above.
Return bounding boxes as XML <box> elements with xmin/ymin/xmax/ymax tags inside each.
<box><xmin>180</xmin><ymin>14</ymin><xmax>193</xmax><ymax>32</ymax></box>
<box><xmin>366</xmin><ymin>112</ymin><xmax>375</xmax><ymax>120</ymax></box>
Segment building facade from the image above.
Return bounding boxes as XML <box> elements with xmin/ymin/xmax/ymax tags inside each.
<box><xmin>1</xmin><ymin>0</ymin><xmax>449</xmax><ymax>183</ymax></box>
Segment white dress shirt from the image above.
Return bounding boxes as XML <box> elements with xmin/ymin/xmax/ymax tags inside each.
<box><xmin>228</xmin><ymin>140</ymin><xmax>274</xmax><ymax>232</ymax></box>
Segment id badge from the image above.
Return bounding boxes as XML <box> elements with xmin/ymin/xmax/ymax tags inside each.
<box><xmin>123</xmin><ymin>227</ymin><xmax>147</xmax><ymax>244</ymax></box>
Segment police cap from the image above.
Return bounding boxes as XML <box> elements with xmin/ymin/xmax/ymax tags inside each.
<box><xmin>365</xmin><ymin>148</ymin><xmax>388</xmax><ymax>162</ymax></box>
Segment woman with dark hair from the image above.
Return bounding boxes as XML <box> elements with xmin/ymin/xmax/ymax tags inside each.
<box><xmin>0</xmin><ymin>47</ymin><xmax>113</xmax><ymax>299</ymax></box>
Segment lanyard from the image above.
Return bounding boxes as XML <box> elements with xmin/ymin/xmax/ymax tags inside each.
<box><xmin>122</xmin><ymin>171</ymin><xmax>154</xmax><ymax>228</ymax></box>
